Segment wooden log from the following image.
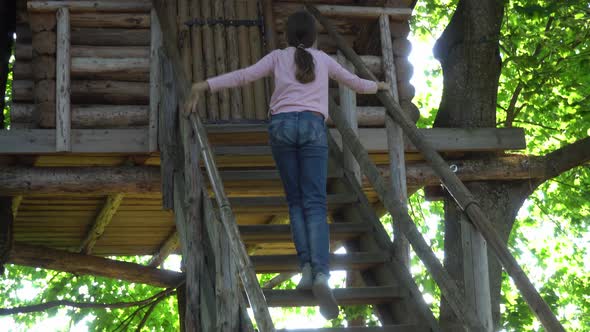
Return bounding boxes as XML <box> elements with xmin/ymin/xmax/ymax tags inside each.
<box><xmin>56</xmin><ymin>7</ymin><xmax>71</xmax><ymax>152</ymax></box>
<box><xmin>10</xmin><ymin>104</ymin><xmax>36</xmax><ymax>123</ymax></box>
<box><xmin>71</xmin><ymin>28</ymin><xmax>150</xmax><ymax>46</ymax></box>
<box><xmin>396</xmin><ymin>81</ymin><xmax>415</xmax><ymax>102</ymax></box>
<box><xmin>149</xmin><ymin>9</ymin><xmax>161</xmax><ymax>152</ymax></box>
<box><xmin>200</xmin><ymin>0</ymin><xmax>219</xmax><ymax>120</ymax></box>
<box><xmin>0</xmin><ymin>166</ymin><xmax>161</xmax><ymax>195</ymax></box>
<box><xmin>310</xmin><ymin>6</ymin><xmax>566</xmax><ymax>331</ymax></box>
<box><xmin>246</xmin><ymin>0</ymin><xmax>267</xmax><ymax>120</ymax></box>
<box><xmin>29</xmin><ymin>13</ymin><xmax>57</xmax><ymax>32</ymax></box>
<box><xmin>390</xmin><ymin>21</ymin><xmax>410</xmax><ymax>39</ymax></box>
<box><xmin>71</xmin><ymin>13</ymin><xmax>150</xmax><ymax>28</ymax></box>
<box><xmin>148</xmin><ymin>230</ymin><xmax>179</xmax><ymax>268</ymax></box>
<box><xmin>16</xmin><ymin>24</ymin><xmax>32</xmax><ymax>42</ymax></box>
<box><xmin>71</xmin><ymin>80</ymin><xmax>149</xmax><ymax>105</ymax></box>
<box><xmin>379</xmin><ymin>16</ymin><xmax>412</xmax><ymax>323</ymax></box>
<box><xmin>71</xmin><ymin>57</ymin><xmax>150</xmax><ymax>81</ymax></box>
<box><xmin>27</xmin><ymin>1</ymin><xmax>152</xmax><ymax>13</ymax></box>
<box><xmin>225</xmin><ymin>0</ymin><xmax>244</xmax><ymax>120</ymax></box>
<box><xmin>39</xmin><ymin>104</ymin><xmax>149</xmax><ymax>128</ymax></box>
<box><xmin>392</xmin><ymin>38</ymin><xmax>412</xmax><ymax>57</ymax></box>
<box><xmin>236</xmin><ymin>0</ymin><xmax>255</xmax><ymax>119</ymax></box>
<box><xmin>12</xmin><ymin>80</ymin><xmax>34</xmax><ymax>102</ymax></box>
<box><xmin>274</xmin><ymin>3</ymin><xmax>412</xmax><ymax>19</ymax></box>
<box><xmin>32</xmin><ymin>56</ymin><xmax>56</xmax><ymax>80</ymax></box>
<box><xmin>34</xmin><ymin>80</ymin><xmax>56</xmax><ymax>103</ymax></box>
<box><xmin>178</xmin><ymin>0</ymin><xmax>191</xmax><ymax>83</ymax></box>
<box><xmin>326</xmin><ymin>106</ymin><xmax>385</xmax><ymax>127</ymax></box>
<box><xmin>15</xmin><ymin>44</ymin><xmax>32</xmax><ymax>60</ymax></box>
<box><xmin>212</xmin><ymin>0</ymin><xmax>231</xmax><ymax>120</ymax></box>
<box><xmin>330</xmin><ymin>54</ymin><xmax>382</xmax><ymax>76</ymax></box>
<box><xmin>189</xmin><ymin>0</ymin><xmax>207</xmax><ymax>119</ymax></box>
<box><xmin>32</xmin><ymin>31</ymin><xmax>56</xmax><ymax>55</ymax></box>
<box><xmin>394</xmin><ymin>56</ymin><xmax>413</xmax><ymax>83</ymax></box>
<box><xmin>8</xmin><ymin>243</ymin><xmax>183</xmax><ymax>288</ymax></box>
<box><xmin>262</xmin><ymin>0</ymin><xmax>277</xmax><ymax>52</ymax></box>
<box><xmin>13</xmin><ymin>61</ymin><xmax>32</xmax><ymax>80</ymax></box>
<box><xmin>71</xmin><ymin>46</ymin><xmax>150</xmax><ymax>58</ymax></box>
<box><xmin>79</xmin><ymin>193</ymin><xmax>124</xmax><ymax>254</ymax></box>
<box><xmin>338</xmin><ymin>52</ymin><xmax>360</xmax><ymax>182</ymax></box>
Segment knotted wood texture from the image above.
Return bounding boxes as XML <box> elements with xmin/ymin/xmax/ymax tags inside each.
<box><xmin>306</xmin><ymin>4</ymin><xmax>565</xmax><ymax>332</ymax></box>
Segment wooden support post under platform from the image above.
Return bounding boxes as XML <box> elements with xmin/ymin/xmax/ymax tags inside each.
<box><xmin>8</xmin><ymin>243</ymin><xmax>183</xmax><ymax>288</ymax></box>
<box><xmin>0</xmin><ymin>197</ymin><xmax>13</xmax><ymax>275</ymax></box>
<box><xmin>56</xmin><ymin>7</ymin><xmax>71</xmax><ymax>151</ymax></box>
<box><xmin>79</xmin><ymin>193</ymin><xmax>124</xmax><ymax>254</ymax></box>
<box><xmin>307</xmin><ymin>4</ymin><xmax>566</xmax><ymax>331</ymax></box>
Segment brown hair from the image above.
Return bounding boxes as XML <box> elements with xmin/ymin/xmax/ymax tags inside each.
<box><xmin>286</xmin><ymin>11</ymin><xmax>317</xmax><ymax>84</ymax></box>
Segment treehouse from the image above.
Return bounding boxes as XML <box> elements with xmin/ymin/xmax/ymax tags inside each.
<box><xmin>0</xmin><ymin>1</ymin><xmax>564</xmax><ymax>331</ymax></box>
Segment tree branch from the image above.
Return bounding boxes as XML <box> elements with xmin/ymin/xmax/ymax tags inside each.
<box><xmin>531</xmin><ymin>136</ymin><xmax>590</xmax><ymax>188</ymax></box>
<box><xmin>0</xmin><ymin>288</ymin><xmax>176</xmax><ymax>316</ymax></box>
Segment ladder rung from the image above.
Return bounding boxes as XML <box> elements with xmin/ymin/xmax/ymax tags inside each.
<box><xmin>239</xmin><ymin>223</ymin><xmax>369</xmax><ymax>244</ymax></box>
<box><xmin>277</xmin><ymin>325</ymin><xmax>430</xmax><ymax>332</ymax></box>
<box><xmin>261</xmin><ymin>287</ymin><xmax>403</xmax><ymax>307</ymax></box>
<box><xmin>251</xmin><ymin>253</ymin><xmax>388</xmax><ymax>273</ymax></box>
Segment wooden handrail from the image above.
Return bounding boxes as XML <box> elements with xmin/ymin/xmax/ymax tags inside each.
<box><xmin>188</xmin><ymin>113</ymin><xmax>275</xmax><ymax>332</ymax></box>
<box><xmin>305</xmin><ymin>4</ymin><xmax>565</xmax><ymax>332</ymax></box>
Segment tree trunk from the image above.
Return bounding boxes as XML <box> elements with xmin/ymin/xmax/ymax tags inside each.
<box><xmin>433</xmin><ymin>0</ymin><xmax>505</xmax><ymax>330</ymax></box>
<box><xmin>0</xmin><ymin>1</ymin><xmax>16</xmax><ymax>128</ymax></box>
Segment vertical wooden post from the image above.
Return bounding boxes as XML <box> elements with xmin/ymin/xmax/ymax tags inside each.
<box><xmin>246</xmin><ymin>0</ymin><xmax>267</xmax><ymax>119</ymax></box>
<box><xmin>212</xmin><ymin>0</ymin><xmax>231</xmax><ymax>120</ymax></box>
<box><xmin>461</xmin><ymin>217</ymin><xmax>494</xmax><ymax>331</ymax></box>
<box><xmin>149</xmin><ymin>9</ymin><xmax>162</xmax><ymax>152</ymax></box>
<box><xmin>189</xmin><ymin>0</ymin><xmax>207</xmax><ymax>119</ymax></box>
<box><xmin>178</xmin><ymin>0</ymin><xmax>192</xmax><ymax>83</ymax></box>
<box><xmin>0</xmin><ymin>197</ymin><xmax>13</xmax><ymax>275</ymax></box>
<box><xmin>236</xmin><ymin>0</ymin><xmax>255</xmax><ymax>119</ymax></box>
<box><xmin>201</xmin><ymin>0</ymin><xmax>219</xmax><ymax>120</ymax></box>
<box><xmin>379</xmin><ymin>14</ymin><xmax>410</xmax><ymax>268</ymax></box>
<box><xmin>337</xmin><ymin>51</ymin><xmax>360</xmax><ymax>182</ymax></box>
<box><xmin>261</xmin><ymin>0</ymin><xmax>277</xmax><ymax>53</ymax></box>
<box><xmin>55</xmin><ymin>7</ymin><xmax>70</xmax><ymax>152</ymax></box>
<box><xmin>225</xmin><ymin>0</ymin><xmax>244</xmax><ymax>120</ymax></box>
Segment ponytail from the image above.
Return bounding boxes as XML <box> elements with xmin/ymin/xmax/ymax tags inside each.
<box><xmin>294</xmin><ymin>44</ymin><xmax>315</xmax><ymax>83</ymax></box>
<box><xmin>286</xmin><ymin>11</ymin><xmax>317</xmax><ymax>84</ymax></box>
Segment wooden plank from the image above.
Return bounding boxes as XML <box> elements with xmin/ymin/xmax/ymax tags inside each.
<box><xmin>225</xmin><ymin>0</ymin><xmax>243</xmax><ymax>120</ymax></box>
<box><xmin>56</xmin><ymin>8</ymin><xmax>71</xmax><ymax>152</ymax></box>
<box><xmin>189</xmin><ymin>0</ymin><xmax>207</xmax><ymax>119</ymax></box>
<box><xmin>246</xmin><ymin>0</ymin><xmax>267</xmax><ymax>119</ymax></box>
<box><xmin>8</xmin><ymin>242</ymin><xmax>182</xmax><ymax>288</ymax></box>
<box><xmin>262</xmin><ymin>287</ymin><xmax>403</xmax><ymax>307</ymax></box>
<box><xmin>71</xmin><ymin>28</ymin><xmax>150</xmax><ymax>46</ymax></box>
<box><xmin>330</xmin><ymin>54</ymin><xmax>382</xmax><ymax>75</ymax></box>
<box><xmin>70</xmin><ymin>13</ymin><xmax>150</xmax><ymax>28</ymax></box>
<box><xmin>236</xmin><ymin>0</ymin><xmax>255</xmax><ymax>119</ymax></box>
<box><xmin>212</xmin><ymin>0</ymin><xmax>230</xmax><ymax>120</ymax></box>
<box><xmin>200</xmin><ymin>0</ymin><xmax>219</xmax><ymax>120</ymax></box>
<box><xmin>149</xmin><ymin>9</ymin><xmax>161</xmax><ymax>152</ymax></box>
<box><xmin>71</xmin><ymin>46</ymin><xmax>150</xmax><ymax>58</ymax></box>
<box><xmin>27</xmin><ymin>1</ymin><xmax>152</xmax><ymax>13</ymax></box>
<box><xmin>239</xmin><ymin>223</ymin><xmax>369</xmax><ymax>244</ymax></box>
<box><xmin>251</xmin><ymin>252</ymin><xmax>387</xmax><ymax>273</ymax></box>
<box><xmin>79</xmin><ymin>193</ymin><xmax>124</xmax><ymax>254</ymax></box>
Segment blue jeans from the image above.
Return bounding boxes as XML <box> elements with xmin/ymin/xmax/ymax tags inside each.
<box><xmin>268</xmin><ymin>111</ymin><xmax>330</xmax><ymax>276</ymax></box>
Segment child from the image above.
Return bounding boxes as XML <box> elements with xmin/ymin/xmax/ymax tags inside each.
<box><xmin>186</xmin><ymin>10</ymin><xmax>387</xmax><ymax>320</ymax></box>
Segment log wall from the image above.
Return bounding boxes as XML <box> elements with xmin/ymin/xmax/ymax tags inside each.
<box><xmin>11</xmin><ymin>0</ymin><xmax>418</xmax><ymax>129</ymax></box>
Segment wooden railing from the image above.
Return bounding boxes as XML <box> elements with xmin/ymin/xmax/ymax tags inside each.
<box><xmin>305</xmin><ymin>4</ymin><xmax>565</xmax><ymax>332</ymax></box>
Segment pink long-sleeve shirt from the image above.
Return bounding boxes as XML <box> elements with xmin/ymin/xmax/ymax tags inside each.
<box><xmin>207</xmin><ymin>47</ymin><xmax>378</xmax><ymax>119</ymax></box>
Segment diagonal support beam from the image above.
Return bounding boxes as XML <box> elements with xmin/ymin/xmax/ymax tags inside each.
<box><xmin>306</xmin><ymin>4</ymin><xmax>565</xmax><ymax>332</ymax></box>
<box><xmin>79</xmin><ymin>193</ymin><xmax>124</xmax><ymax>254</ymax></box>
<box><xmin>8</xmin><ymin>242</ymin><xmax>183</xmax><ymax>288</ymax></box>
<box><xmin>148</xmin><ymin>230</ymin><xmax>179</xmax><ymax>268</ymax></box>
